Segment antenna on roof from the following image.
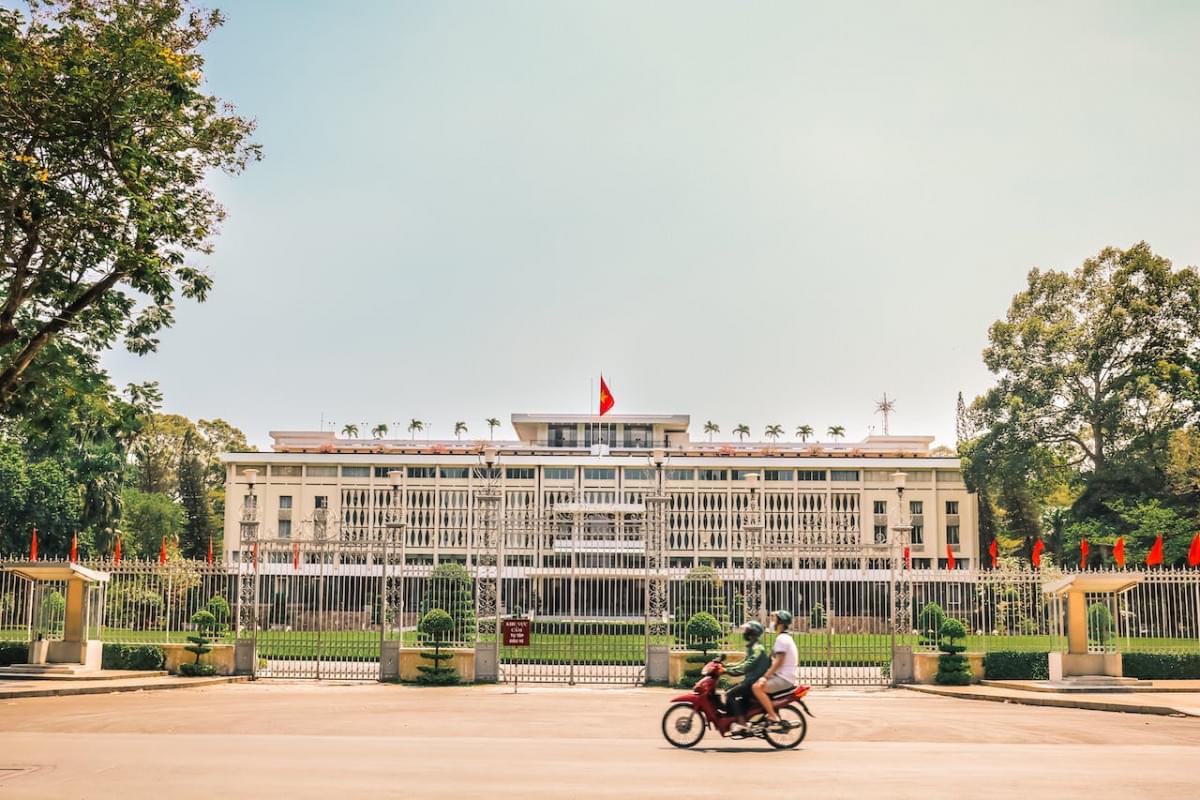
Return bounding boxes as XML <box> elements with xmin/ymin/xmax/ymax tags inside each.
<box><xmin>874</xmin><ymin>393</ymin><xmax>896</xmax><ymax>436</ymax></box>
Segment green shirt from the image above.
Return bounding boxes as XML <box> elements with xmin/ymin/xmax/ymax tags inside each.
<box><xmin>726</xmin><ymin>641</ymin><xmax>769</xmax><ymax>683</ymax></box>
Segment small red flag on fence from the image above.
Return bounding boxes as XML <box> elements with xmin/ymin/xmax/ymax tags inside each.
<box><xmin>114</xmin><ymin>535</ymin><xmax>122</xmax><ymax>564</ymax></box>
<box><xmin>1187</xmin><ymin>533</ymin><xmax>1200</xmax><ymax>568</ymax></box>
<box><xmin>293</xmin><ymin>542</ymin><xmax>300</xmax><ymax>571</ymax></box>
<box><xmin>30</xmin><ymin>527</ymin><xmax>37</xmax><ymax>561</ymax></box>
<box><xmin>1032</xmin><ymin>538</ymin><xmax>1045</xmax><ymax>568</ymax></box>
<box><xmin>1114</xmin><ymin>536</ymin><xmax>1126</xmax><ymax>567</ymax></box>
<box><xmin>70</xmin><ymin>532</ymin><xmax>78</xmax><ymax>563</ymax></box>
<box><xmin>946</xmin><ymin>544</ymin><xmax>956</xmax><ymax>570</ymax></box>
<box><xmin>1146</xmin><ymin>534</ymin><xmax>1164</xmax><ymax>567</ymax></box>
<box><xmin>1080</xmin><ymin>538</ymin><xmax>1089</xmax><ymax>570</ymax></box>
<box><xmin>159</xmin><ymin>536</ymin><xmax>167</xmax><ymax>565</ymax></box>
<box><xmin>988</xmin><ymin>538</ymin><xmax>998</xmax><ymax>568</ymax></box>
<box><xmin>207</xmin><ymin>537</ymin><xmax>214</xmax><ymax>565</ymax></box>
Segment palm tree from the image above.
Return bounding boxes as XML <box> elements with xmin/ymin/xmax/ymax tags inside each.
<box><xmin>733</xmin><ymin>424</ymin><xmax>750</xmax><ymax>442</ymax></box>
<box><xmin>485</xmin><ymin>418</ymin><xmax>501</xmax><ymax>440</ymax></box>
<box><xmin>341</xmin><ymin>423</ymin><xmax>359</xmax><ymax>438</ymax></box>
<box><xmin>408</xmin><ymin>419</ymin><xmax>424</xmax><ymax>440</ymax></box>
<box><xmin>703</xmin><ymin>420</ymin><xmax>719</xmax><ymax>441</ymax></box>
<box><xmin>371</xmin><ymin>423</ymin><xmax>388</xmax><ymax>439</ymax></box>
<box><xmin>764</xmin><ymin>424</ymin><xmax>783</xmax><ymax>442</ymax></box>
<box><xmin>795</xmin><ymin>424</ymin><xmax>813</xmax><ymax>442</ymax></box>
<box><xmin>827</xmin><ymin>425</ymin><xmax>845</xmax><ymax>442</ymax></box>
<box><xmin>454</xmin><ymin>421</ymin><xmax>468</xmax><ymax>440</ymax></box>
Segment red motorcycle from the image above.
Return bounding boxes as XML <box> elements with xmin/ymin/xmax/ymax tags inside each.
<box><xmin>661</xmin><ymin>656</ymin><xmax>812</xmax><ymax>749</ymax></box>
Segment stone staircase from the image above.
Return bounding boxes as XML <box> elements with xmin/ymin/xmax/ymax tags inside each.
<box><xmin>0</xmin><ymin>663</ymin><xmax>167</xmax><ymax>681</ymax></box>
<box><xmin>981</xmin><ymin>675</ymin><xmax>1156</xmax><ymax>694</ymax></box>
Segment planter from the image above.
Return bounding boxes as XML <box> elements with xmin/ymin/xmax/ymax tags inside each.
<box><xmin>28</xmin><ymin>638</ymin><xmax>50</xmax><ymax>664</ymax></box>
<box><xmin>161</xmin><ymin>643</ymin><xmax>236</xmax><ymax>676</ymax></box>
<box><xmin>911</xmin><ymin>651</ymin><xmax>984</xmax><ymax>684</ymax></box>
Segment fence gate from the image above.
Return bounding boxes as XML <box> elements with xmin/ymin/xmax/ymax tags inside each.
<box><xmin>494</xmin><ymin>504</ymin><xmax>649</xmax><ymax>685</ymax></box>
<box><xmin>248</xmin><ymin>539</ymin><xmax>389</xmax><ymax>680</ymax></box>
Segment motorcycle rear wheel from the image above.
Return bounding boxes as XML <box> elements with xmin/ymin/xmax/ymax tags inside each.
<box><xmin>762</xmin><ymin>705</ymin><xmax>806</xmax><ymax>749</ymax></box>
<box><xmin>661</xmin><ymin>703</ymin><xmax>706</xmax><ymax>748</ymax></box>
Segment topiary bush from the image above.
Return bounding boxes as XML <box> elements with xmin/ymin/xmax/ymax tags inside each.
<box><xmin>679</xmin><ymin>612</ymin><xmax>723</xmax><ymax>688</ymax></box>
<box><xmin>101</xmin><ymin>644</ymin><xmax>166</xmax><ymax>671</ymax></box>
<box><xmin>810</xmin><ymin>602</ymin><xmax>826</xmax><ymax>629</ymax></box>
<box><xmin>917</xmin><ymin>602</ymin><xmax>945</xmax><ymax>648</ymax></box>
<box><xmin>1122</xmin><ymin>653</ymin><xmax>1200</xmax><ymax>680</ymax></box>
<box><xmin>416</xmin><ymin>608</ymin><xmax>459</xmax><ymax>686</ymax></box>
<box><xmin>983</xmin><ymin>651</ymin><xmax>1049</xmax><ymax>681</ymax></box>
<box><xmin>935</xmin><ymin>618</ymin><xmax>972</xmax><ymax>685</ymax></box>
<box><xmin>1087</xmin><ymin>602</ymin><xmax>1114</xmax><ymax>649</ymax></box>
<box><xmin>180</xmin><ymin>609</ymin><xmax>217</xmax><ymax>677</ymax></box>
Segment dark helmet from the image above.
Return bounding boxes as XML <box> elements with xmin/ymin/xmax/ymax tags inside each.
<box><xmin>741</xmin><ymin>620</ymin><xmax>764</xmax><ymax>641</ymax></box>
<box><xmin>773</xmin><ymin>610</ymin><xmax>794</xmax><ymax>629</ymax></box>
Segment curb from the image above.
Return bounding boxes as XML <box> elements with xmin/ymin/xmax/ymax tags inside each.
<box><xmin>901</xmin><ymin>684</ymin><xmax>1198</xmax><ymax>717</ymax></box>
<box><xmin>0</xmin><ymin>675</ymin><xmax>248</xmax><ymax>700</ymax></box>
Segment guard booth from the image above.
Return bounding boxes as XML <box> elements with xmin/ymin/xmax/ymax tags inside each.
<box><xmin>1</xmin><ymin>563</ymin><xmax>109</xmax><ymax>673</ymax></box>
<box><xmin>1043</xmin><ymin>573</ymin><xmax>1143</xmax><ymax>683</ymax></box>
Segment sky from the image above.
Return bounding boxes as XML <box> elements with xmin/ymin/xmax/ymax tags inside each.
<box><xmin>100</xmin><ymin>0</ymin><xmax>1200</xmax><ymax>449</ymax></box>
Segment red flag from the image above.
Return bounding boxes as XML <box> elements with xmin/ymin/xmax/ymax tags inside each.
<box><xmin>293</xmin><ymin>542</ymin><xmax>300</xmax><ymax>571</ymax></box>
<box><xmin>1032</xmin><ymin>538</ymin><xmax>1045</xmax><ymax>568</ymax></box>
<box><xmin>1189</xmin><ymin>533</ymin><xmax>1200</xmax><ymax>568</ymax></box>
<box><xmin>114</xmin><ymin>535</ymin><xmax>122</xmax><ymax>565</ymax></box>
<box><xmin>1146</xmin><ymin>534</ymin><xmax>1164</xmax><ymax>567</ymax></box>
<box><xmin>252</xmin><ymin>541</ymin><xmax>258</xmax><ymax>566</ymax></box>
<box><xmin>159</xmin><ymin>536</ymin><xmax>167</xmax><ymax>565</ymax></box>
<box><xmin>599</xmin><ymin>375</ymin><xmax>615</xmax><ymax>416</ymax></box>
<box><xmin>946</xmin><ymin>544</ymin><xmax>956</xmax><ymax>570</ymax></box>
<box><xmin>70</xmin><ymin>532</ymin><xmax>78</xmax><ymax>563</ymax></box>
<box><xmin>30</xmin><ymin>527</ymin><xmax>38</xmax><ymax>562</ymax></box>
<box><xmin>1113</xmin><ymin>536</ymin><xmax>1126</xmax><ymax>567</ymax></box>
<box><xmin>988</xmin><ymin>538</ymin><xmax>998</xmax><ymax>568</ymax></box>
<box><xmin>1080</xmin><ymin>538</ymin><xmax>1089</xmax><ymax>570</ymax></box>
<box><xmin>207</xmin><ymin>537</ymin><xmax>214</xmax><ymax>565</ymax></box>
<box><xmin>903</xmin><ymin>546</ymin><xmax>910</xmax><ymax>568</ymax></box>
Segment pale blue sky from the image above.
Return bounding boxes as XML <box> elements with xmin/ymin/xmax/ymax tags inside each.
<box><xmin>102</xmin><ymin>1</ymin><xmax>1200</xmax><ymax>448</ymax></box>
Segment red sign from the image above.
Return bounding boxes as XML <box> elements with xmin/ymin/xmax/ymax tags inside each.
<box><xmin>502</xmin><ymin>618</ymin><xmax>531</xmax><ymax>647</ymax></box>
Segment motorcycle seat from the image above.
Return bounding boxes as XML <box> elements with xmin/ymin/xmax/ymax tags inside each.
<box><xmin>769</xmin><ymin>686</ymin><xmax>798</xmax><ymax>700</ymax></box>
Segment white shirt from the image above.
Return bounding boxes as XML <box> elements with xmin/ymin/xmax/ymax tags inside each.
<box><xmin>771</xmin><ymin>632</ymin><xmax>799</xmax><ymax>684</ymax></box>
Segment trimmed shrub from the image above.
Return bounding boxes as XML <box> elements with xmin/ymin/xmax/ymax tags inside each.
<box><xmin>917</xmin><ymin>602</ymin><xmax>945</xmax><ymax>647</ymax></box>
<box><xmin>1087</xmin><ymin>602</ymin><xmax>1114</xmax><ymax>649</ymax></box>
<box><xmin>101</xmin><ymin>644</ymin><xmax>166</xmax><ymax>671</ymax></box>
<box><xmin>1122</xmin><ymin>653</ymin><xmax>1200</xmax><ymax>680</ymax></box>
<box><xmin>679</xmin><ymin>612</ymin><xmax>723</xmax><ymax>688</ymax></box>
<box><xmin>418</xmin><ymin>564</ymin><xmax>476</xmax><ymax>645</ymax></box>
<box><xmin>984</xmin><ymin>651</ymin><xmax>1049</xmax><ymax>681</ymax></box>
<box><xmin>179</xmin><ymin>662</ymin><xmax>217</xmax><ymax>677</ymax></box>
<box><xmin>180</xmin><ymin>609</ymin><xmax>217</xmax><ymax>676</ymax></box>
<box><xmin>936</xmin><ymin>618</ymin><xmax>972</xmax><ymax>685</ymax></box>
<box><xmin>0</xmin><ymin>641</ymin><xmax>27</xmax><ymax>666</ymax></box>
<box><xmin>810</xmin><ymin>602</ymin><xmax>826</xmax><ymax>629</ymax></box>
<box><xmin>416</xmin><ymin>608</ymin><xmax>459</xmax><ymax>686</ymax></box>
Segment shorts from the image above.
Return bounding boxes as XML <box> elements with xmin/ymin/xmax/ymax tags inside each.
<box><xmin>760</xmin><ymin>674</ymin><xmax>795</xmax><ymax>694</ymax></box>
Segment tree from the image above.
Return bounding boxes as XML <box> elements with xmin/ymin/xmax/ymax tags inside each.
<box><xmin>0</xmin><ymin>0</ymin><xmax>260</xmax><ymax>410</ymax></box>
<box><xmin>408</xmin><ymin>419</ymin><xmax>424</xmax><ymax>440</ymax></box>
<box><xmin>418</xmin><ymin>563</ymin><xmax>475</xmax><ymax>644</ymax></box>
<box><xmin>1166</xmin><ymin>428</ymin><xmax>1200</xmax><ymax>501</ymax></box>
<box><xmin>131</xmin><ymin>413</ymin><xmax>195</xmax><ymax>495</ymax></box>
<box><xmin>454</xmin><ymin>421</ymin><xmax>467</xmax><ymax>440</ymax></box>
<box><xmin>827</xmin><ymin>425</ymin><xmax>845</xmax><ymax>442</ymax></box>
<box><xmin>177</xmin><ymin>429</ymin><xmax>209</xmax><ymax>559</ymax></box>
<box><xmin>733</xmin><ymin>424</ymin><xmax>750</xmax><ymax>442</ymax></box>
<box><xmin>485</xmin><ymin>418</ymin><xmax>500</xmax><ymax>440</ymax></box>
<box><xmin>371</xmin><ymin>423</ymin><xmax>388</xmax><ymax>439</ymax></box>
<box><xmin>341</xmin><ymin>423</ymin><xmax>359</xmax><ymax>438</ymax></box>
<box><xmin>764</xmin><ymin>424</ymin><xmax>783</xmax><ymax>442</ymax></box>
<box><xmin>0</xmin><ymin>441</ymin><xmax>81</xmax><ymax>555</ymax></box>
<box><xmin>704</xmin><ymin>420</ymin><xmax>719</xmax><ymax>441</ymax></box>
<box><xmin>975</xmin><ymin>243</ymin><xmax>1200</xmax><ymax>485</ymax></box>
<box><xmin>795</xmin><ymin>424</ymin><xmax>813</xmax><ymax>442</ymax></box>
<box><xmin>120</xmin><ymin>487</ymin><xmax>182</xmax><ymax>559</ymax></box>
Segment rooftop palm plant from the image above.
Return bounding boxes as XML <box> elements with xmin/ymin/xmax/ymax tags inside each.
<box><xmin>827</xmin><ymin>425</ymin><xmax>845</xmax><ymax>442</ymax></box>
<box><xmin>341</xmin><ymin>424</ymin><xmax>359</xmax><ymax>438</ymax></box>
<box><xmin>485</xmin><ymin>418</ymin><xmax>501</xmax><ymax>440</ymax></box>
<box><xmin>733</xmin><ymin>424</ymin><xmax>750</xmax><ymax>442</ymax></box>
<box><xmin>703</xmin><ymin>420</ymin><xmax>719</xmax><ymax>441</ymax></box>
<box><xmin>371</xmin><ymin>423</ymin><xmax>388</xmax><ymax>439</ymax></box>
<box><xmin>795</xmin><ymin>424</ymin><xmax>813</xmax><ymax>442</ymax></box>
<box><xmin>765</xmin><ymin>424</ymin><xmax>783</xmax><ymax>442</ymax></box>
<box><xmin>454</xmin><ymin>421</ymin><xmax>468</xmax><ymax>440</ymax></box>
<box><xmin>408</xmin><ymin>419</ymin><xmax>424</xmax><ymax>440</ymax></box>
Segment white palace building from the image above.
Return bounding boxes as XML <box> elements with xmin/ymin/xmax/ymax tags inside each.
<box><xmin>221</xmin><ymin>412</ymin><xmax>979</xmax><ymax>570</ymax></box>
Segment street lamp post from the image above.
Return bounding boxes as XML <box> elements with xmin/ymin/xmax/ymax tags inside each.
<box><xmin>236</xmin><ymin>469</ymin><xmax>260</xmax><ymax>652</ymax></box>
<box><xmin>889</xmin><ymin>470</ymin><xmax>913</xmax><ymax>686</ymax></box>
<box><xmin>645</xmin><ymin>448</ymin><xmax>670</xmax><ymax>664</ymax></box>
<box><xmin>382</xmin><ymin>470</ymin><xmax>405</xmax><ymax>675</ymax></box>
<box><xmin>476</xmin><ymin>446</ymin><xmax>502</xmax><ymax>676</ymax></box>
<box><xmin>743</xmin><ymin>472</ymin><xmax>766</xmax><ymax>624</ymax></box>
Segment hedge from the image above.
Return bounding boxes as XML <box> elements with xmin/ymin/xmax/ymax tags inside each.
<box><xmin>983</xmin><ymin>651</ymin><xmax>1049</xmax><ymax>681</ymax></box>
<box><xmin>0</xmin><ymin>641</ymin><xmax>27</xmax><ymax>666</ymax></box>
<box><xmin>101</xmin><ymin>644</ymin><xmax>166</xmax><ymax>671</ymax></box>
<box><xmin>529</xmin><ymin>621</ymin><xmax>646</xmax><ymax>636</ymax></box>
<box><xmin>1122</xmin><ymin>652</ymin><xmax>1200</xmax><ymax>680</ymax></box>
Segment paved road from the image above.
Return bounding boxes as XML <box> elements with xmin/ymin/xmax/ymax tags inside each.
<box><xmin>1</xmin><ymin>683</ymin><xmax>1198</xmax><ymax>799</ymax></box>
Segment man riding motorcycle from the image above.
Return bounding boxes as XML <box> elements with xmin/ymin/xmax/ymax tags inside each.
<box><xmin>723</xmin><ymin>620</ymin><xmax>769</xmax><ymax>731</ymax></box>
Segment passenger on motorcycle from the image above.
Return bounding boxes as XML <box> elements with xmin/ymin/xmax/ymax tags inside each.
<box><xmin>723</xmin><ymin>620</ymin><xmax>769</xmax><ymax>731</ymax></box>
<box><xmin>752</xmin><ymin>610</ymin><xmax>798</xmax><ymax>730</ymax></box>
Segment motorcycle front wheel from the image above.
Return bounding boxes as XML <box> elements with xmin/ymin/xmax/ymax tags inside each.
<box><xmin>762</xmin><ymin>705</ymin><xmax>807</xmax><ymax>750</ymax></box>
<box><xmin>661</xmin><ymin>703</ymin><xmax>706</xmax><ymax>748</ymax></box>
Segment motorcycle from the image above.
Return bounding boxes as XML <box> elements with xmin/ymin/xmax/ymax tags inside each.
<box><xmin>661</xmin><ymin>656</ymin><xmax>812</xmax><ymax>749</ymax></box>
